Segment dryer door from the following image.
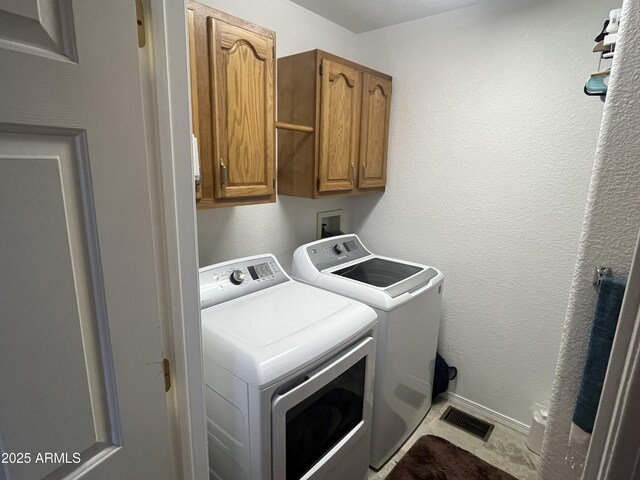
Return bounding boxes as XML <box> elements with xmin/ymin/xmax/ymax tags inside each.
<box><xmin>272</xmin><ymin>336</ymin><xmax>374</xmax><ymax>480</ymax></box>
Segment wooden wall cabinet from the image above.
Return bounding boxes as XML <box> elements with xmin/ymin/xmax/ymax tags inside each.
<box><xmin>188</xmin><ymin>3</ymin><xmax>276</xmax><ymax>208</ymax></box>
<box><xmin>277</xmin><ymin>50</ymin><xmax>392</xmax><ymax>198</ymax></box>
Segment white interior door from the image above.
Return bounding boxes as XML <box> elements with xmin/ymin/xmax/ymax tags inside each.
<box><xmin>0</xmin><ymin>1</ymin><xmax>175</xmax><ymax>479</ymax></box>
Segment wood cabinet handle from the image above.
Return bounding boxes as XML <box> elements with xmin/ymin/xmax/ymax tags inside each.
<box><xmin>275</xmin><ymin>121</ymin><xmax>314</xmax><ymax>133</ymax></box>
<box><xmin>362</xmin><ymin>164</ymin><xmax>367</xmax><ymax>180</ymax></box>
<box><xmin>351</xmin><ymin>164</ymin><xmax>356</xmax><ymax>185</ymax></box>
<box><xmin>220</xmin><ymin>158</ymin><xmax>227</xmax><ymax>189</ymax></box>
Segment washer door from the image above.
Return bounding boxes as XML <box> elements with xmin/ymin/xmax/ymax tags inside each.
<box><xmin>272</xmin><ymin>336</ymin><xmax>374</xmax><ymax>480</ymax></box>
<box><xmin>332</xmin><ymin>258</ymin><xmax>422</xmax><ymax>287</ymax></box>
<box><xmin>331</xmin><ymin>258</ymin><xmax>440</xmax><ymax>299</ymax></box>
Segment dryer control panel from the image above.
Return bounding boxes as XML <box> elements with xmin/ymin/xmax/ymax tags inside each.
<box><xmin>306</xmin><ymin>235</ymin><xmax>371</xmax><ymax>271</ymax></box>
<box><xmin>199</xmin><ymin>254</ymin><xmax>288</xmax><ymax>309</ymax></box>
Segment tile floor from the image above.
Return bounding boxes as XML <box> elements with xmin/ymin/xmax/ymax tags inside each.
<box><xmin>367</xmin><ymin>398</ymin><xmax>540</xmax><ymax>480</ymax></box>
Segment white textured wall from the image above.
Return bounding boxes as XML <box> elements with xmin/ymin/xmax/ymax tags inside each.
<box><xmin>196</xmin><ymin>0</ymin><xmax>360</xmax><ymax>269</ymax></box>
<box><xmin>540</xmin><ymin>0</ymin><xmax>640</xmax><ymax>478</ymax></box>
<box><xmin>350</xmin><ymin>0</ymin><xmax>618</xmax><ymax>425</ymax></box>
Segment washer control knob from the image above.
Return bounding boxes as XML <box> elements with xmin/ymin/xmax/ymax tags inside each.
<box><xmin>229</xmin><ymin>269</ymin><xmax>246</xmax><ymax>285</ymax></box>
<box><xmin>333</xmin><ymin>243</ymin><xmax>345</xmax><ymax>254</ymax></box>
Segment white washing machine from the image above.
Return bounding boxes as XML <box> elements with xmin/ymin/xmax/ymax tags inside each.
<box><xmin>199</xmin><ymin>254</ymin><xmax>378</xmax><ymax>480</ymax></box>
<box><xmin>291</xmin><ymin>235</ymin><xmax>444</xmax><ymax>469</ymax></box>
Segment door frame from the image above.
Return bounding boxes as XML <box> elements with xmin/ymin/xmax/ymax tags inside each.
<box><xmin>144</xmin><ymin>0</ymin><xmax>208</xmax><ymax>478</ymax></box>
<box><xmin>583</xmin><ymin>229</ymin><xmax>640</xmax><ymax>479</ymax></box>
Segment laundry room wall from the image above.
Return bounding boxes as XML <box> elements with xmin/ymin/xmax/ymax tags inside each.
<box><xmin>195</xmin><ymin>0</ymin><xmax>361</xmax><ymax>270</ymax></box>
<box><xmin>350</xmin><ymin>0</ymin><xmax>619</xmax><ymax>427</ymax></box>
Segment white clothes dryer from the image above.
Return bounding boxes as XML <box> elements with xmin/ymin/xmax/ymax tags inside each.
<box><xmin>291</xmin><ymin>235</ymin><xmax>444</xmax><ymax>469</ymax></box>
<box><xmin>199</xmin><ymin>254</ymin><xmax>378</xmax><ymax>480</ymax></box>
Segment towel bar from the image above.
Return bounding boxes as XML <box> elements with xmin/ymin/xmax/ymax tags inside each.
<box><xmin>593</xmin><ymin>266</ymin><xmax>612</xmax><ymax>286</ymax></box>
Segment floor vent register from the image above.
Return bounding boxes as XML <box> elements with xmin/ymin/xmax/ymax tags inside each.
<box><xmin>439</xmin><ymin>406</ymin><xmax>495</xmax><ymax>441</ymax></box>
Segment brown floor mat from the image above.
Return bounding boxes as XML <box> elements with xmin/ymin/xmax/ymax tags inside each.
<box><xmin>386</xmin><ymin>435</ymin><xmax>518</xmax><ymax>480</ymax></box>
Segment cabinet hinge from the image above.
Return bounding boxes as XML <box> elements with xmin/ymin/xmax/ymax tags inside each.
<box><xmin>319</xmin><ymin>63</ymin><xmax>323</xmax><ymax>76</ymax></box>
<box><xmin>273</xmin><ymin>178</ymin><xmax>276</xmax><ymax>189</ymax></box>
<box><xmin>135</xmin><ymin>0</ymin><xmax>146</xmax><ymax>48</ymax></box>
<box><xmin>163</xmin><ymin>358</ymin><xmax>171</xmax><ymax>392</ymax></box>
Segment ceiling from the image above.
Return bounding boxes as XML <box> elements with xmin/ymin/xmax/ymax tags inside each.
<box><xmin>289</xmin><ymin>0</ymin><xmax>483</xmax><ymax>33</ymax></box>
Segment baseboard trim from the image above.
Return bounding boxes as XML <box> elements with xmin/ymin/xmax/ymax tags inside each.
<box><xmin>442</xmin><ymin>392</ymin><xmax>531</xmax><ymax>435</ymax></box>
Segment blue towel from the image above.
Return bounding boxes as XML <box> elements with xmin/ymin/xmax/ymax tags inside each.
<box><xmin>572</xmin><ymin>276</ymin><xmax>627</xmax><ymax>434</ymax></box>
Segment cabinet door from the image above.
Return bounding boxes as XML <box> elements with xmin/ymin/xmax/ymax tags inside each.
<box><xmin>318</xmin><ymin>59</ymin><xmax>361</xmax><ymax>193</ymax></box>
<box><xmin>359</xmin><ymin>73</ymin><xmax>391</xmax><ymax>189</ymax></box>
<box><xmin>209</xmin><ymin>18</ymin><xmax>275</xmax><ymax>199</ymax></box>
